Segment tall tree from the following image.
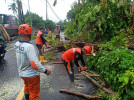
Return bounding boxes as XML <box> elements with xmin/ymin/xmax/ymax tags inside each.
<box><xmin>25</xmin><ymin>13</ymin><xmax>45</xmax><ymax>28</ymax></box>
<box><xmin>8</xmin><ymin>0</ymin><xmax>25</xmax><ymax>25</ymax></box>
<box><xmin>8</xmin><ymin>2</ymin><xmax>17</xmax><ymax>16</ymax></box>
<box><xmin>44</xmin><ymin>20</ymin><xmax>56</xmax><ymax>31</ymax></box>
<box><xmin>16</xmin><ymin>0</ymin><xmax>25</xmax><ymax>24</ymax></box>
<box><xmin>67</xmin><ymin>2</ymin><xmax>79</xmax><ymax>21</ymax></box>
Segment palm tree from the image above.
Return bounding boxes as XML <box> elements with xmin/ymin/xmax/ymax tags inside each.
<box><xmin>8</xmin><ymin>2</ymin><xmax>17</xmax><ymax>16</ymax></box>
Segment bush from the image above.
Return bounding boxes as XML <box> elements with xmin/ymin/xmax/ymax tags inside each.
<box><xmin>86</xmin><ymin>34</ymin><xmax>134</xmax><ymax>99</ymax></box>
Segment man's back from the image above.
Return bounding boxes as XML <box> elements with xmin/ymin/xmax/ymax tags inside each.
<box><xmin>15</xmin><ymin>40</ymin><xmax>39</xmax><ymax>77</ymax></box>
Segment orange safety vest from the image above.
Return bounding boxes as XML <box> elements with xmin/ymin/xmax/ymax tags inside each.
<box><xmin>36</xmin><ymin>31</ymin><xmax>44</xmax><ymax>45</ymax></box>
<box><xmin>62</xmin><ymin>48</ymin><xmax>81</xmax><ymax>62</ymax></box>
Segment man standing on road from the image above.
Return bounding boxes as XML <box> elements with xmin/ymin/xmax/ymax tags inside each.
<box><xmin>36</xmin><ymin>27</ymin><xmax>48</xmax><ymax>63</ymax></box>
<box><xmin>54</xmin><ymin>25</ymin><xmax>60</xmax><ymax>40</ymax></box>
<box><xmin>61</xmin><ymin>45</ymin><xmax>95</xmax><ymax>83</ymax></box>
<box><xmin>15</xmin><ymin>24</ymin><xmax>51</xmax><ymax>100</ymax></box>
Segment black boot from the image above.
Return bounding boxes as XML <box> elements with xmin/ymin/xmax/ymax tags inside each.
<box><xmin>24</xmin><ymin>94</ymin><xmax>29</xmax><ymax>100</ymax></box>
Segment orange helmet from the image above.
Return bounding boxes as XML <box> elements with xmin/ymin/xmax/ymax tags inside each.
<box><xmin>84</xmin><ymin>45</ymin><xmax>91</xmax><ymax>54</ymax></box>
<box><xmin>18</xmin><ymin>24</ymin><xmax>32</xmax><ymax>35</ymax></box>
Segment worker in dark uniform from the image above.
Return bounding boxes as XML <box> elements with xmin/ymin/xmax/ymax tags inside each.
<box><xmin>61</xmin><ymin>45</ymin><xmax>95</xmax><ymax>83</ymax></box>
<box><xmin>0</xmin><ymin>36</ymin><xmax>6</xmax><ymax>59</ymax></box>
<box><xmin>36</xmin><ymin>27</ymin><xmax>48</xmax><ymax>63</ymax></box>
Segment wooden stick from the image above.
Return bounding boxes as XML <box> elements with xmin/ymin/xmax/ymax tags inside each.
<box><xmin>75</xmin><ymin>74</ymin><xmax>99</xmax><ymax>77</ymax></box>
<box><xmin>74</xmin><ymin>74</ymin><xmax>83</xmax><ymax>77</ymax></box>
<box><xmin>88</xmin><ymin>74</ymin><xmax>100</xmax><ymax>77</ymax></box>
<box><xmin>87</xmin><ymin>70</ymin><xmax>105</xmax><ymax>86</ymax></box>
<box><xmin>81</xmin><ymin>71</ymin><xmax>115</xmax><ymax>95</ymax></box>
<box><xmin>52</xmin><ymin>61</ymin><xmax>64</xmax><ymax>64</ymax></box>
<box><xmin>59</xmin><ymin>89</ymin><xmax>102</xmax><ymax>99</ymax></box>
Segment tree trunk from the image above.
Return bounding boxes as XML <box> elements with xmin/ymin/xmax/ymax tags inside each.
<box><xmin>17</xmin><ymin>0</ymin><xmax>25</xmax><ymax>25</ymax></box>
<box><xmin>78</xmin><ymin>0</ymin><xmax>80</xmax><ymax>10</ymax></box>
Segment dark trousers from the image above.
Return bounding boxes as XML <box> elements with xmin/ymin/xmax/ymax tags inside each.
<box><xmin>55</xmin><ymin>35</ymin><xmax>60</xmax><ymax>39</ymax></box>
<box><xmin>63</xmin><ymin>60</ymin><xmax>74</xmax><ymax>82</ymax></box>
<box><xmin>36</xmin><ymin>44</ymin><xmax>43</xmax><ymax>56</ymax></box>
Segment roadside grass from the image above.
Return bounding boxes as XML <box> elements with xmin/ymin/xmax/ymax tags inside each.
<box><xmin>44</xmin><ymin>52</ymin><xmax>56</xmax><ymax>62</ymax></box>
<box><xmin>31</xmin><ymin>35</ymin><xmax>36</xmax><ymax>40</ymax></box>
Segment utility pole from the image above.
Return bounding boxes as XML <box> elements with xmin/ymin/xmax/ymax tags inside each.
<box><xmin>28</xmin><ymin>0</ymin><xmax>32</xmax><ymax>27</ymax></box>
<box><xmin>46</xmin><ymin>0</ymin><xmax>48</xmax><ymax>20</ymax></box>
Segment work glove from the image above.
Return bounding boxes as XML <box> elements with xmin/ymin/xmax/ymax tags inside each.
<box><xmin>44</xmin><ymin>68</ymin><xmax>51</xmax><ymax>75</ymax></box>
<box><xmin>79</xmin><ymin>66</ymin><xmax>87</xmax><ymax>71</ymax></box>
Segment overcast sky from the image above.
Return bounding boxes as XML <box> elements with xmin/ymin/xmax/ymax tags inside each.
<box><xmin>0</xmin><ymin>0</ymin><xmax>77</xmax><ymax>22</ymax></box>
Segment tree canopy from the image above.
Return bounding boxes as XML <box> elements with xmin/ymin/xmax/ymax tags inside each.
<box><xmin>24</xmin><ymin>11</ymin><xmax>56</xmax><ymax>30</ymax></box>
<box><xmin>67</xmin><ymin>2</ymin><xmax>79</xmax><ymax>21</ymax></box>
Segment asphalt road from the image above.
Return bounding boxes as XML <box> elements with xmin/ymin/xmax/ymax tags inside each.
<box><xmin>0</xmin><ymin>32</ymin><xmax>97</xmax><ymax>100</ymax></box>
<box><xmin>0</xmin><ymin>40</ymin><xmax>23</xmax><ymax>100</ymax></box>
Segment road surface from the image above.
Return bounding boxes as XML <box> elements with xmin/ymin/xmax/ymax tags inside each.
<box><xmin>0</xmin><ymin>32</ymin><xmax>97</xmax><ymax>100</ymax></box>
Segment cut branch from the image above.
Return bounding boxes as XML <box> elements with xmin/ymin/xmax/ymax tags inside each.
<box><xmin>52</xmin><ymin>61</ymin><xmax>64</xmax><ymax>64</ymax></box>
<box><xmin>81</xmin><ymin>71</ymin><xmax>115</xmax><ymax>95</ymax></box>
<box><xmin>74</xmin><ymin>74</ymin><xmax>99</xmax><ymax>77</ymax></box>
<box><xmin>59</xmin><ymin>89</ymin><xmax>102</xmax><ymax>99</ymax></box>
<box><xmin>87</xmin><ymin>70</ymin><xmax>105</xmax><ymax>86</ymax></box>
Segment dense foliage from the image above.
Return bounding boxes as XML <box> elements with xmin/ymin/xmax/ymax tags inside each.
<box><xmin>56</xmin><ymin>20</ymin><xmax>67</xmax><ymax>31</ymax></box>
<box><xmin>67</xmin><ymin>2</ymin><xmax>79</xmax><ymax>21</ymax></box>
<box><xmin>86</xmin><ymin>33</ymin><xmax>134</xmax><ymax>99</ymax></box>
<box><xmin>65</xmin><ymin>0</ymin><xmax>133</xmax><ymax>42</ymax></box>
<box><xmin>25</xmin><ymin>12</ymin><xmax>56</xmax><ymax>30</ymax></box>
<box><xmin>65</xmin><ymin>0</ymin><xmax>134</xmax><ymax>99</ymax></box>
<box><xmin>44</xmin><ymin>20</ymin><xmax>56</xmax><ymax>31</ymax></box>
<box><xmin>25</xmin><ymin>13</ymin><xmax>45</xmax><ymax>28</ymax></box>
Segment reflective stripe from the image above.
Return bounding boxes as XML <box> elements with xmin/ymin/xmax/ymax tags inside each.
<box><xmin>37</xmin><ymin>34</ymin><xmax>40</xmax><ymax>37</ymax></box>
<box><xmin>36</xmin><ymin>32</ymin><xmax>44</xmax><ymax>45</ymax></box>
<box><xmin>30</xmin><ymin>61</ymin><xmax>38</xmax><ymax>70</ymax></box>
<box><xmin>73</xmin><ymin>48</ymin><xmax>75</xmax><ymax>54</ymax></box>
<box><xmin>67</xmin><ymin>62</ymin><xmax>70</xmax><ymax>70</ymax></box>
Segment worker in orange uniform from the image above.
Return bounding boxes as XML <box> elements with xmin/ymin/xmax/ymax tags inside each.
<box><xmin>62</xmin><ymin>45</ymin><xmax>95</xmax><ymax>83</ymax></box>
<box><xmin>15</xmin><ymin>24</ymin><xmax>51</xmax><ymax>100</ymax></box>
<box><xmin>36</xmin><ymin>27</ymin><xmax>48</xmax><ymax>63</ymax></box>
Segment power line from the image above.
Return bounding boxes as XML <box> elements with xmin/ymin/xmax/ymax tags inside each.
<box><xmin>23</xmin><ymin>0</ymin><xmax>62</xmax><ymax>21</ymax></box>
<box><xmin>47</xmin><ymin>1</ymin><xmax>62</xmax><ymax>21</ymax></box>
<box><xmin>41</xmin><ymin>0</ymin><xmax>62</xmax><ymax>21</ymax></box>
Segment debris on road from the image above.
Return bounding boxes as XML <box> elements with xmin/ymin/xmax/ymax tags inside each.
<box><xmin>59</xmin><ymin>89</ymin><xmax>103</xmax><ymax>99</ymax></box>
<box><xmin>81</xmin><ymin>71</ymin><xmax>115</xmax><ymax>96</ymax></box>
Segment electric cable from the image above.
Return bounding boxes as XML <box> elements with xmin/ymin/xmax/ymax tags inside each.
<box><xmin>47</xmin><ymin>1</ymin><xmax>62</xmax><ymax>21</ymax></box>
